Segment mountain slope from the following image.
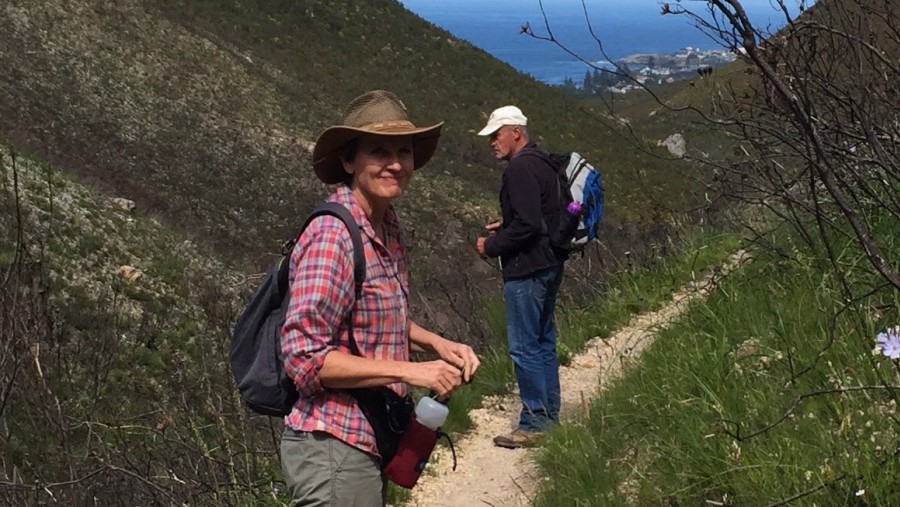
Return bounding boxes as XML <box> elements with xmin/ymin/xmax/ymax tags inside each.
<box><xmin>1</xmin><ymin>145</ymin><xmax>254</xmax><ymax>505</ymax></box>
<box><xmin>0</xmin><ymin>0</ymin><xmax>692</xmax><ymax>329</ymax></box>
<box><xmin>1</xmin><ymin>0</ymin><xmax>675</xmax><ymax>268</ymax></box>
<box><xmin>0</xmin><ymin>0</ymin><xmax>709</xmax><ymax>504</ymax></box>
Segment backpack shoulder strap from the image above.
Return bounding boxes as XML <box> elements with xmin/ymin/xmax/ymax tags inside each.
<box><xmin>517</xmin><ymin>147</ymin><xmax>571</xmax><ymax>171</ymax></box>
<box><xmin>303</xmin><ymin>202</ymin><xmax>366</xmax><ymax>296</ymax></box>
<box><xmin>515</xmin><ymin>146</ymin><xmax>553</xmax><ymax>164</ymax></box>
<box><xmin>279</xmin><ymin>202</ymin><xmax>367</xmax><ymax>356</ymax></box>
<box><xmin>279</xmin><ymin>202</ymin><xmax>366</xmax><ymax>297</ymax></box>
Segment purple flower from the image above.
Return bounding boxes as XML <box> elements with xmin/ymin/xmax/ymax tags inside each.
<box><xmin>876</xmin><ymin>327</ymin><xmax>900</xmax><ymax>360</ymax></box>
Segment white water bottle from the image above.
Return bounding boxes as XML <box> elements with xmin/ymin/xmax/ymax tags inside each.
<box><xmin>415</xmin><ymin>395</ymin><xmax>449</xmax><ymax>430</ymax></box>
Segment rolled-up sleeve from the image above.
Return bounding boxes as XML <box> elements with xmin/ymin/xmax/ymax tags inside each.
<box><xmin>281</xmin><ymin>217</ymin><xmax>355</xmax><ymax>398</ymax></box>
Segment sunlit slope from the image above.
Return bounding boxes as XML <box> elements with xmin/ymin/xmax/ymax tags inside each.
<box><xmin>0</xmin><ymin>0</ymin><xmax>690</xmax><ymax>283</ymax></box>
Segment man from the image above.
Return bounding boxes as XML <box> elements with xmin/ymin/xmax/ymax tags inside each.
<box><xmin>474</xmin><ymin>105</ymin><xmax>566</xmax><ymax>449</ymax></box>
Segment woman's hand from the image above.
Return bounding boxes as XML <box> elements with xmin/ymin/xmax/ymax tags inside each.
<box><xmin>403</xmin><ymin>360</ymin><xmax>464</xmax><ymax>400</ymax></box>
<box><xmin>432</xmin><ymin>340</ymin><xmax>481</xmax><ymax>384</ymax></box>
<box><xmin>408</xmin><ymin>321</ymin><xmax>481</xmax><ymax>384</ymax></box>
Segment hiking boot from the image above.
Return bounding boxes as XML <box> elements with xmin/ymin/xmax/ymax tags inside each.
<box><xmin>493</xmin><ymin>429</ymin><xmax>544</xmax><ymax>449</ymax></box>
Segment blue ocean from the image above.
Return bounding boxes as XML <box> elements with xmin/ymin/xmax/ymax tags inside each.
<box><xmin>399</xmin><ymin>0</ymin><xmax>804</xmax><ymax>85</ymax></box>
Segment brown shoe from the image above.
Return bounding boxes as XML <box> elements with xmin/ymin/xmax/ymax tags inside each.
<box><xmin>493</xmin><ymin>429</ymin><xmax>544</xmax><ymax>449</ymax></box>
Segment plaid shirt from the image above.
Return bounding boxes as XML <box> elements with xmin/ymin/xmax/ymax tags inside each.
<box><xmin>281</xmin><ymin>185</ymin><xmax>410</xmax><ymax>458</ymax></box>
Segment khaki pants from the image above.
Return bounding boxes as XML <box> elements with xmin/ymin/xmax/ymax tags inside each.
<box><xmin>281</xmin><ymin>429</ymin><xmax>385</xmax><ymax>507</ymax></box>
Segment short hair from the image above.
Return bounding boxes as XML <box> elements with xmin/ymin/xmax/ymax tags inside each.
<box><xmin>504</xmin><ymin>125</ymin><xmax>529</xmax><ymax>139</ymax></box>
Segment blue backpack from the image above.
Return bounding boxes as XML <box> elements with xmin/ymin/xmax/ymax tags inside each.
<box><xmin>525</xmin><ymin>149</ymin><xmax>605</xmax><ymax>252</ymax></box>
<box><xmin>229</xmin><ymin>202</ymin><xmax>365</xmax><ymax>417</ymax></box>
<box><xmin>554</xmin><ymin>152</ymin><xmax>604</xmax><ymax>250</ymax></box>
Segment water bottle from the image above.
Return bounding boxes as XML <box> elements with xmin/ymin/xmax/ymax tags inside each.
<box><xmin>415</xmin><ymin>395</ymin><xmax>449</xmax><ymax>430</ymax></box>
<box><xmin>383</xmin><ymin>395</ymin><xmax>447</xmax><ymax>488</ymax></box>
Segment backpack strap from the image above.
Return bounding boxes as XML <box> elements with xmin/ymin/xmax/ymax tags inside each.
<box><xmin>515</xmin><ymin>146</ymin><xmax>554</xmax><ymax>168</ymax></box>
<box><xmin>302</xmin><ymin>202</ymin><xmax>366</xmax><ymax>298</ymax></box>
<box><xmin>517</xmin><ymin>147</ymin><xmax>569</xmax><ymax>238</ymax></box>
<box><xmin>517</xmin><ymin>147</ymin><xmax>570</xmax><ymax>199</ymax></box>
<box><xmin>278</xmin><ymin>202</ymin><xmax>367</xmax><ymax>356</ymax></box>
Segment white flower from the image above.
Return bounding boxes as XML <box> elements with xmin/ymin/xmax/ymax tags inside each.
<box><xmin>876</xmin><ymin>327</ymin><xmax>900</xmax><ymax>359</ymax></box>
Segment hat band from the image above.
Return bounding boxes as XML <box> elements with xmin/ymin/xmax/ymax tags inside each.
<box><xmin>355</xmin><ymin>120</ymin><xmax>419</xmax><ymax>133</ymax></box>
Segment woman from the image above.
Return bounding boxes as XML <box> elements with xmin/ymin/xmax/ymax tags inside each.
<box><xmin>280</xmin><ymin>90</ymin><xmax>480</xmax><ymax>506</ymax></box>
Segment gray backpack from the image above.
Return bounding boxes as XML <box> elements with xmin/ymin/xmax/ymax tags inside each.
<box><xmin>229</xmin><ymin>202</ymin><xmax>365</xmax><ymax>416</ymax></box>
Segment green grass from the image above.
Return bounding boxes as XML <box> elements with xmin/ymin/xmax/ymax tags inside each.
<box><xmin>533</xmin><ymin>221</ymin><xmax>900</xmax><ymax>506</ymax></box>
<box><xmin>390</xmin><ymin>229</ymin><xmax>741</xmax><ymax>505</ymax></box>
<box><xmin>560</xmin><ymin>230</ymin><xmax>741</xmax><ymax>353</ymax></box>
<box><xmin>436</xmin><ymin>229</ymin><xmax>741</xmax><ymax>438</ymax></box>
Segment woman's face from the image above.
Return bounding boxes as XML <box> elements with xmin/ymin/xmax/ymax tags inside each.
<box><xmin>344</xmin><ymin>134</ymin><xmax>415</xmax><ymax>205</ymax></box>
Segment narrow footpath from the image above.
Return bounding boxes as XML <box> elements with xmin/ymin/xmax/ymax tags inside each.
<box><xmin>405</xmin><ymin>251</ymin><xmax>750</xmax><ymax>507</ymax></box>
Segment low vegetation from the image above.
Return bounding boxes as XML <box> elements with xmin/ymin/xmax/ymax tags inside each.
<box><xmin>529</xmin><ymin>0</ymin><xmax>900</xmax><ymax>504</ymax></box>
<box><xmin>534</xmin><ymin>214</ymin><xmax>900</xmax><ymax>505</ymax></box>
<box><xmin>441</xmin><ymin>230</ymin><xmax>743</xmax><ymax>434</ymax></box>
<box><xmin>0</xmin><ymin>147</ymin><xmax>277</xmax><ymax>504</ymax></box>
<box><xmin>1</xmin><ymin>0</ymin><xmax>895</xmax><ymax>504</ymax></box>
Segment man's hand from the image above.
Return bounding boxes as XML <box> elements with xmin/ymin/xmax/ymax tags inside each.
<box><xmin>485</xmin><ymin>220</ymin><xmax>501</xmax><ymax>233</ymax></box>
<box><xmin>475</xmin><ymin>237</ymin><xmax>488</xmax><ymax>258</ymax></box>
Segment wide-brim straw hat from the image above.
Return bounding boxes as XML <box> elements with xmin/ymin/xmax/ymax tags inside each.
<box><xmin>313</xmin><ymin>90</ymin><xmax>444</xmax><ymax>184</ymax></box>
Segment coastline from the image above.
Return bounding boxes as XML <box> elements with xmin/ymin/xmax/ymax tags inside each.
<box><xmin>552</xmin><ymin>46</ymin><xmax>737</xmax><ymax>93</ymax></box>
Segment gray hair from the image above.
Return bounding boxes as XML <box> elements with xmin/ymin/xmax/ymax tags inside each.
<box><xmin>504</xmin><ymin>125</ymin><xmax>529</xmax><ymax>139</ymax></box>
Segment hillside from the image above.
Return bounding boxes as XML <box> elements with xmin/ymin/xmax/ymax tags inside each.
<box><xmin>0</xmin><ymin>0</ymin><xmax>714</xmax><ymax>504</ymax></box>
<box><xmin>0</xmin><ymin>0</ymin><xmax>689</xmax><ymax>267</ymax></box>
<box><xmin>1</xmin><ymin>145</ymin><xmax>253</xmax><ymax>505</ymax></box>
<box><xmin>525</xmin><ymin>0</ymin><xmax>900</xmax><ymax>504</ymax></box>
<box><xmin>0</xmin><ymin>0</ymin><xmax>708</xmax><ymax>340</ymax></box>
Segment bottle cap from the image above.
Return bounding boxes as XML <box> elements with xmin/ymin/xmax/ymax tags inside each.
<box><xmin>416</xmin><ymin>396</ymin><xmax>449</xmax><ymax>430</ymax></box>
<box><xmin>566</xmin><ymin>201</ymin><xmax>583</xmax><ymax>216</ymax></box>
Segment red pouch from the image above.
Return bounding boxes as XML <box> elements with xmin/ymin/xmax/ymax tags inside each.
<box><xmin>382</xmin><ymin>415</ymin><xmax>438</xmax><ymax>488</ymax></box>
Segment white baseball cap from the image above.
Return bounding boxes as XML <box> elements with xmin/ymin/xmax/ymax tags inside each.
<box><xmin>477</xmin><ymin>105</ymin><xmax>528</xmax><ymax>136</ymax></box>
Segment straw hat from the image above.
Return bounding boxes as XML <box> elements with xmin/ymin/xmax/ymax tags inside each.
<box><xmin>312</xmin><ymin>90</ymin><xmax>444</xmax><ymax>184</ymax></box>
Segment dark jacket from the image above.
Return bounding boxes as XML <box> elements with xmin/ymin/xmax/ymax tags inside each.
<box><xmin>484</xmin><ymin>143</ymin><xmax>567</xmax><ymax>280</ymax></box>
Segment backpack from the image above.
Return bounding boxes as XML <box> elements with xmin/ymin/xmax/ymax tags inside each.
<box><xmin>525</xmin><ymin>149</ymin><xmax>605</xmax><ymax>252</ymax></box>
<box><xmin>229</xmin><ymin>202</ymin><xmax>365</xmax><ymax>417</ymax></box>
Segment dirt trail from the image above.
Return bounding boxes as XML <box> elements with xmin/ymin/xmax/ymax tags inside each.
<box><xmin>405</xmin><ymin>251</ymin><xmax>749</xmax><ymax>507</ymax></box>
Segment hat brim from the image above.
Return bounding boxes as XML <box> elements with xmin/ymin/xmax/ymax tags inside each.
<box><xmin>312</xmin><ymin>123</ymin><xmax>444</xmax><ymax>184</ymax></box>
<box><xmin>477</xmin><ymin>123</ymin><xmax>502</xmax><ymax>137</ymax></box>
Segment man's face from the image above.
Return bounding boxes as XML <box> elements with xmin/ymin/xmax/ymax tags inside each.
<box><xmin>488</xmin><ymin>126</ymin><xmax>520</xmax><ymax>161</ymax></box>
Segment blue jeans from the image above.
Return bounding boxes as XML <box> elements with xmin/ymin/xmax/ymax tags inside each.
<box><xmin>503</xmin><ymin>265</ymin><xmax>564</xmax><ymax>432</ymax></box>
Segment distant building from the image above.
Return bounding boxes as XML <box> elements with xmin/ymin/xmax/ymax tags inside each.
<box><xmin>685</xmin><ymin>52</ymin><xmax>701</xmax><ymax>69</ymax></box>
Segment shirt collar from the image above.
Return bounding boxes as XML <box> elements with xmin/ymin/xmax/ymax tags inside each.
<box><xmin>328</xmin><ymin>185</ymin><xmax>400</xmax><ymax>248</ymax></box>
<box><xmin>511</xmin><ymin>142</ymin><xmax>539</xmax><ymax>160</ymax></box>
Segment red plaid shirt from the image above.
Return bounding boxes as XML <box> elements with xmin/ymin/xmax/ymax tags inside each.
<box><xmin>281</xmin><ymin>185</ymin><xmax>410</xmax><ymax>458</ymax></box>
